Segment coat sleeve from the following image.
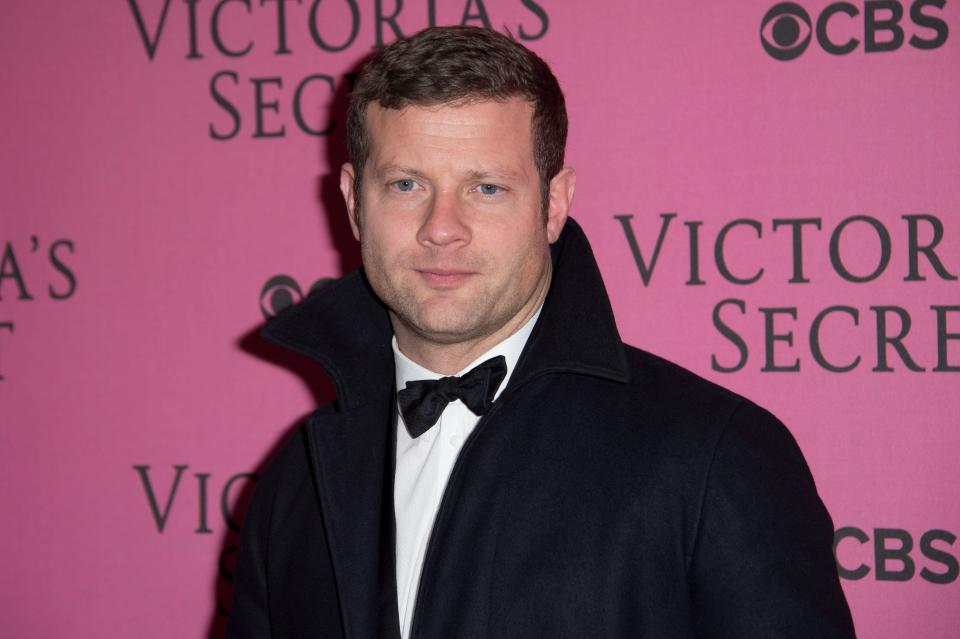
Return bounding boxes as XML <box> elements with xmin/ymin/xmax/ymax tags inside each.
<box><xmin>225</xmin><ymin>455</ymin><xmax>278</xmax><ymax>639</ymax></box>
<box><xmin>688</xmin><ymin>399</ymin><xmax>857</xmax><ymax>638</ymax></box>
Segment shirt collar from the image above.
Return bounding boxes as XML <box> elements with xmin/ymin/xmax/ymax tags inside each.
<box><xmin>393</xmin><ymin>304</ymin><xmax>543</xmax><ymax>401</ymax></box>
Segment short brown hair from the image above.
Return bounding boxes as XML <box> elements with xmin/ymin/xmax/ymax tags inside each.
<box><xmin>346</xmin><ymin>26</ymin><xmax>567</xmax><ymax>209</ymax></box>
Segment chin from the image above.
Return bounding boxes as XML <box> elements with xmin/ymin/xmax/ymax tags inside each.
<box><xmin>411</xmin><ymin>314</ymin><xmax>482</xmax><ymax>343</ymax></box>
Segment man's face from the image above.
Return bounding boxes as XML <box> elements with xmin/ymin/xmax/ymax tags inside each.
<box><xmin>340</xmin><ymin>98</ymin><xmax>573</xmax><ymax>362</ymax></box>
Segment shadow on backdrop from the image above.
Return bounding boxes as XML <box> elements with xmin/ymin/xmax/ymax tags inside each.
<box><xmin>206</xmin><ymin>52</ymin><xmax>374</xmax><ymax>639</ymax></box>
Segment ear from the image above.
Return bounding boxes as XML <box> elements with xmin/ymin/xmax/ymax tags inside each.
<box><xmin>340</xmin><ymin>162</ymin><xmax>360</xmax><ymax>241</ymax></box>
<box><xmin>545</xmin><ymin>167</ymin><xmax>576</xmax><ymax>243</ymax></box>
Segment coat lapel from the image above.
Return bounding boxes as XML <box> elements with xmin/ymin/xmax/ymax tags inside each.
<box><xmin>264</xmin><ymin>270</ymin><xmax>401</xmax><ymax>638</ymax></box>
<box><xmin>304</xmin><ymin>396</ymin><xmax>401</xmax><ymax>639</ymax></box>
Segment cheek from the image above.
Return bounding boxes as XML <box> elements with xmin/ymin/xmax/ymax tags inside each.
<box><xmin>360</xmin><ymin>220</ymin><xmax>412</xmax><ymax>276</ymax></box>
<box><xmin>360</xmin><ymin>215</ymin><xmax>401</xmax><ymax>252</ymax></box>
<box><xmin>499</xmin><ymin>220</ymin><xmax>547</xmax><ymax>261</ymax></box>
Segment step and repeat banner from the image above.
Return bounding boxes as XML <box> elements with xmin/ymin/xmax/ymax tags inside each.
<box><xmin>2</xmin><ymin>1</ymin><xmax>957</xmax><ymax>637</ymax></box>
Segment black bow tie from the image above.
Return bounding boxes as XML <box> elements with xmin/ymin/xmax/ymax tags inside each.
<box><xmin>397</xmin><ymin>355</ymin><xmax>508</xmax><ymax>438</ymax></box>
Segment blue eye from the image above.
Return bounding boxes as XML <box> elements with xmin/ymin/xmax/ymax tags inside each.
<box><xmin>478</xmin><ymin>184</ymin><xmax>500</xmax><ymax>195</ymax></box>
<box><xmin>394</xmin><ymin>179</ymin><xmax>416</xmax><ymax>192</ymax></box>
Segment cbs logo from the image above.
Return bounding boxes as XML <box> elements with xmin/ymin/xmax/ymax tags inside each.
<box><xmin>834</xmin><ymin>527</ymin><xmax>957</xmax><ymax>584</ymax></box>
<box><xmin>259</xmin><ymin>274</ymin><xmax>333</xmax><ymax>319</ymax></box>
<box><xmin>760</xmin><ymin>0</ymin><xmax>948</xmax><ymax>61</ymax></box>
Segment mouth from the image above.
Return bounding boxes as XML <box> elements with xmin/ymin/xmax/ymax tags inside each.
<box><xmin>415</xmin><ymin>269</ymin><xmax>477</xmax><ymax>288</ymax></box>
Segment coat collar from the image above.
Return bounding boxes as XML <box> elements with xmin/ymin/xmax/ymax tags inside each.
<box><xmin>262</xmin><ymin>217</ymin><xmax>630</xmax><ymax>408</ymax></box>
<box><xmin>262</xmin><ymin>267</ymin><xmax>394</xmax><ymax>412</ymax></box>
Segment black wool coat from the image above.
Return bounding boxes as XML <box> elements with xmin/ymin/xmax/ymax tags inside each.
<box><xmin>227</xmin><ymin>219</ymin><xmax>856</xmax><ymax>639</ymax></box>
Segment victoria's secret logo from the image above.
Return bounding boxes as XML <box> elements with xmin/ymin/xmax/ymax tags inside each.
<box><xmin>133</xmin><ymin>464</ymin><xmax>258</xmax><ymax>616</ymax></box>
<box><xmin>760</xmin><ymin>0</ymin><xmax>948</xmax><ymax>60</ymax></box>
<box><xmin>616</xmin><ymin>212</ymin><xmax>960</xmax><ymax>374</ymax></box>
<box><xmin>0</xmin><ymin>236</ymin><xmax>78</xmax><ymax>381</ymax></box>
<box><xmin>126</xmin><ymin>0</ymin><xmax>551</xmax><ymax>140</ymax></box>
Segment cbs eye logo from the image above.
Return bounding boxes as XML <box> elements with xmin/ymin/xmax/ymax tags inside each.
<box><xmin>760</xmin><ymin>0</ymin><xmax>949</xmax><ymax>61</ymax></box>
<box><xmin>761</xmin><ymin>3</ymin><xmax>813</xmax><ymax>60</ymax></box>
<box><xmin>259</xmin><ymin>275</ymin><xmax>333</xmax><ymax>319</ymax></box>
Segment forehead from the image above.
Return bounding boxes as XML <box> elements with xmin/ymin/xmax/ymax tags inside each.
<box><xmin>363</xmin><ymin>98</ymin><xmax>536</xmax><ymax>172</ymax></box>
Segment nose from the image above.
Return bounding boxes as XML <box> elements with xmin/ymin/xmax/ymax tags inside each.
<box><xmin>417</xmin><ymin>190</ymin><xmax>471</xmax><ymax>248</ymax></box>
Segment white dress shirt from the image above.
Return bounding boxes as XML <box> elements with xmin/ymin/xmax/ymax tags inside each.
<box><xmin>392</xmin><ymin>306</ymin><xmax>541</xmax><ymax>639</ymax></box>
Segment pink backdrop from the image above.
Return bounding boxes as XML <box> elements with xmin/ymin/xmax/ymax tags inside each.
<box><xmin>2</xmin><ymin>1</ymin><xmax>957</xmax><ymax>637</ymax></box>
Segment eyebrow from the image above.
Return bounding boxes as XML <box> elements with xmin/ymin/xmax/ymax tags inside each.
<box><xmin>374</xmin><ymin>165</ymin><xmax>430</xmax><ymax>180</ymax></box>
<box><xmin>464</xmin><ymin>169</ymin><xmax>523</xmax><ymax>182</ymax></box>
<box><xmin>374</xmin><ymin>165</ymin><xmax>523</xmax><ymax>183</ymax></box>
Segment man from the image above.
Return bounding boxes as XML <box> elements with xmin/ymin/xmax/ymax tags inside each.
<box><xmin>227</xmin><ymin>26</ymin><xmax>856</xmax><ymax>639</ymax></box>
